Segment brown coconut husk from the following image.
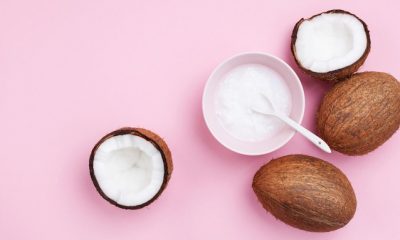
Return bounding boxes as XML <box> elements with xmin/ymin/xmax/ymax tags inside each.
<box><xmin>317</xmin><ymin>72</ymin><xmax>400</xmax><ymax>155</ymax></box>
<box><xmin>252</xmin><ymin>154</ymin><xmax>356</xmax><ymax>232</ymax></box>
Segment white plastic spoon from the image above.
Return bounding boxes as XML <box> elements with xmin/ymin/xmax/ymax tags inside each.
<box><xmin>252</xmin><ymin>93</ymin><xmax>331</xmax><ymax>153</ymax></box>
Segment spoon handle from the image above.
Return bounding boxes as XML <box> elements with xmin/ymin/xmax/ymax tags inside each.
<box><xmin>275</xmin><ymin>113</ymin><xmax>331</xmax><ymax>153</ymax></box>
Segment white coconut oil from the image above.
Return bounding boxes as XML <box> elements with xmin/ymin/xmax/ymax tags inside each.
<box><xmin>215</xmin><ymin>64</ymin><xmax>292</xmax><ymax>142</ymax></box>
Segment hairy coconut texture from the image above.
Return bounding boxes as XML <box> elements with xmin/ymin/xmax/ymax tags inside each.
<box><xmin>317</xmin><ymin>72</ymin><xmax>400</xmax><ymax>155</ymax></box>
<box><xmin>291</xmin><ymin>9</ymin><xmax>371</xmax><ymax>82</ymax></box>
<box><xmin>252</xmin><ymin>155</ymin><xmax>356</xmax><ymax>232</ymax></box>
<box><xmin>89</xmin><ymin>128</ymin><xmax>173</xmax><ymax>209</ymax></box>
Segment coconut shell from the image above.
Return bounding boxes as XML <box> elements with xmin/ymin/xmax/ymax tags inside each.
<box><xmin>317</xmin><ymin>72</ymin><xmax>400</xmax><ymax>155</ymax></box>
<box><xmin>89</xmin><ymin>127</ymin><xmax>173</xmax><ymax>209</ymax></box>
<box><xmin>291</xmin><ymin>9</ymin><xmax>371</xmax><ymax>82</ymax></box>
<box><xmin>252</xmin><ymin>154</ymin><xmax>356</xmax><ymax>232</ymax></box>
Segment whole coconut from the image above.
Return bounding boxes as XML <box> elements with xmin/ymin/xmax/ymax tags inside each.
<box><xmin>317</xmin><ymin>72</ymin><xmax>400</xmax><ymax>155</ymax></box>
<box><xmin>252</xmin><ymin>154</ymin><xmax>356</xmax><ymax>232</ymax></box>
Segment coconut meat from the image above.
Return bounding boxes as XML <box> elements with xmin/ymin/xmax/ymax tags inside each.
<box><xmin>294</xmin><ymin>12</ymin><xmax>367</xmax><ymax>73</ymax></box>
<box><xmin>93</xmin><ymin>134</ymin><xmax>165</xmax><ymax>207</ymax></box>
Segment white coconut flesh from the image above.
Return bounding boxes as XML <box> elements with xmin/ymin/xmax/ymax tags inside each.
<box><xmin>93</xmin><ymin>134</ymin><xmax>165</xmax><ymax>207</ymax></box>
<box><xmin>294</xmin><ymin>12</ymin><xmax>368</xmax><ymax>73</ymax></box>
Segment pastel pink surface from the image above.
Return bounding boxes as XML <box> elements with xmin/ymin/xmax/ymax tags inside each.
<box><xmin>0</xmin><ymin>0</ymin><xmax>399</xmax><ymax>239</ymax></box>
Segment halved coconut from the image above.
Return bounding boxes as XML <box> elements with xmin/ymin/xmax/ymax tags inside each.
<box><xmin>291</xmin><ymin>9</ymin><xmax>371</xmax><ymax>82</ymax></box>
<box><xmin>89</xmin><ymin>128</ymin><xmax>172</xmax><ymax>209</ymax></box>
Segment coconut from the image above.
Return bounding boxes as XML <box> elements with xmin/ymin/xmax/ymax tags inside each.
<box><xmin>317</xmin><ymin>72</ymin><xmax>400</xmax><ymax>155</ymax></box>
<box><xmin>89</xmin><ymin>127</ymin><xmax>173</xmax><ymax>209</ymax></box>
<box><xmin>291</xmin><ymin>9</ymin><xmax>371</xmax><ymax>82</ymax></box>
<box><xmin>252</xmin><ymin>154</ymin><xmax>356</xmax><ymax>232</ymax></box>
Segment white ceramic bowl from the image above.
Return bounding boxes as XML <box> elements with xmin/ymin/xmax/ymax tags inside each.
<box><xmin>202</xmin><ymin>52</ymin><xmax>305</xmax><ymax>155</ymax></box>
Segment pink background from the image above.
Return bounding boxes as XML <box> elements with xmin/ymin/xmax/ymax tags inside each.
<box><xmin>1</xmin><ymin>0</ymin><xmax>399</xmax><ymax>239</ymax></box>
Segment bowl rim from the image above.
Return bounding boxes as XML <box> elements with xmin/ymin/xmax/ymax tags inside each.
<box><xmin>202</xmin><ymin>51</ymin><xmax>305</xmax><ymax>156</ymax></box>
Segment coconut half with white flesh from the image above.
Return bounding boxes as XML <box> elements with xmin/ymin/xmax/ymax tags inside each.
<box><xmin>291</xmin><ymin>9</ymin><xmax>371</xmax><ymax>82</ymax></box>
<box><xmin>89</xmin><ymin>128</ymin><xmax>172</xmax><ymax>209</ymax></box>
